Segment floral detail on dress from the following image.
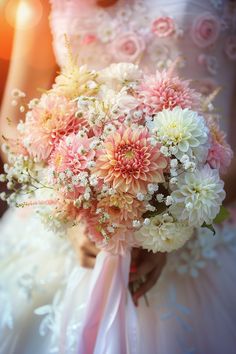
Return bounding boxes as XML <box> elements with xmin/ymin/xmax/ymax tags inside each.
<box><xmin>151</xmin><ymin>17</ymin><xmax>175</xmax><ymax>37</ymax></box>
<box><xmin>167</xmin><ymin>220</ymin><xmax>236</xmax><ymax>278</ymax></box>
<box><xmin>191</xmin><ymin>13</ymin><xmax>221</xmax><ymax>48</ymax></box>
<box><xmin>110</xmin><ymin>32</ymin><xmax>146</xmax><ymax>62</ymax></box>
<box><xmin>225</xmin><ymin>36</ymin><xmax>236</xmax><ymax>60</ymax></box>
<box><xmin>198</xmin><ymin>53</ymin><xmax>219</xmax><ymax>75</ymax></box>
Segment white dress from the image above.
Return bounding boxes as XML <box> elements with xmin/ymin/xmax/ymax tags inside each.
<box><xmin>1</xmin><ymin>0</ymin><xmax>236</xmax><ymax>353</ymax></box>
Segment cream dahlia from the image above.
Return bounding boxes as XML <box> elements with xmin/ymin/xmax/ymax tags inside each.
<box><xmin>23</xmin><ymin>94</ymin><xmax>88</xmax><ymax>161</ymax></box>
<box><xmin>140</xmin><ymin>69</ymin><xmax>201</xmax><ymax>114</ymax></box>
<box><xmin>52</xmin><ymin>64</ymin><xmax>98</xmax><ymax>100</ymax></box>
<box><xmin>169</xmin><ymin>165</ymin><xmax>225</xmax><ymax>227</ymax></box>
<box><xmin>94</xmin><ymin>127</ymin><xmax>167</xmax><ymax>194</ymax></box>
<box><xmin>98</xmin><ymin>63</ymin><xmax>142</xmax><ymax>91</ymax></box>
<box><xmin>135</xmin><ymin>214</ymin><xmax>193</xmax><ymax>252</ymax></box>
<box><xmin>150</xmin><ymin>107</ymin><xmax>209</xmax><ymax>161</ymax></box>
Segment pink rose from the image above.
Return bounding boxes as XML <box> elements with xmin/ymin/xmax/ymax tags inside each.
<box><xmin>225</xmin><ymin>36</ymin><xmax>236</xmax><ymax>61</ymax></box>
<box><xmin>151</xmin><ymin>17</ymin><xmax>175</xmax><ymax>37</ymax></box>
<box><xmin>110</xmin><ymin>32</ymin><xmax>145</xmax><ymax>62</ymax></box>
<box><xmin>82</xmin><ymin>34</ymin><xmax>97</xmax><ymax>45</ymax></box>
<box><xmin>191</xmin><ymin>13</ymin><xmax>220</xmax><ymax>48</ymax></box>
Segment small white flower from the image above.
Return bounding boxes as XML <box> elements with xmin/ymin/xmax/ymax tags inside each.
<box><xmin>156</xmin><ymin>193</ymin><xmax>164</xmax><ymax>202</ymax></box>
<box><xmin>136</xmin><ymin>192</ymin><xmax>145</xmax><ymax>201</ymax></box>
<box><xmin>165</xmin><ymin>196</ymin><xmax>174</xmax><ymax>206</ymax></box>
<box><xmin>146</xmin><ymin>204</ymin><xmax>156</xmax><ymax>212</ymax></box>
<box><xmin>107</xmin><ymin>226</ymin><xmax>115</xmax><ymax>233</ymax></box>
<box><xmin>147</xmin><ymin>183</ymin><xmax>159</xmax><ymax>194</ymax></box>
<box><xmin>89</xmin><ymin>176</ymin><xmax>98</xmax><ymax>186</ymax></box>
<box><xmin>0</xmin><ymin>174</ymin><xmax>6</xmax><ymax>182</ymax></box>
<box><xmin>143</xmin><ymin>218</ymin><xmax>151</xmax><ymax>225</ymax></box>
<box><xmin>170</xmin><ymin>168</ymin><xmax>178</xmax><ymax>177</ymax></box>
<box><xmin>0</xmin><ymin>192</ymin><xmax>7</xmax><ymax>201</ymax></box>
<box><xmin>160</xmin><ymin>146</ymin><xmax>169</xmax><ymax>156</ymax></box>
<box><xmin>170</xmin><ymin>177</ymin><xmax>178</xmax><ymax>184</ymax></box>
<box><xmin>133</xmin><ymin>220</ymin><xmax>141</xmax><ymax>228</ymax></box>
<box><xmin>170</xmin><ymin>159</ymin><xmax>178</xmax><ymax>168</ymax></box>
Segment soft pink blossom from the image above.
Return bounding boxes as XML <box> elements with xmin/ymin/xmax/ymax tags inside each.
<box><xmin>139</xmin><ymin>68</ymin><xmax>201</xmax><ymax>114</ymax></box>
<box><xmin>94</xmin><ymin>127</ymin><xmax>167</xmax><ymax>195</ymax></box>
<box><xmin>82</xmin><ymin>34</ymin><xmax>97</xmax><ymax>45</ymax></box>
<box><xmin>225</xmin><ymin>36</ymin><xmax>236</xmax><ymax>61</ymax></box>
<box><xmin>24</xmin><ymin>94</ymin><xmax>88</xmax><ymax>161</ymax></box>
<box><xmin>206</xmin><ymin>118</ymin><xmax>233</xmax><ymax>174</ymax></box>
<box><xmin>50</xmin><ymin>133</ymin><xmax>95</xmax><ymax>175</ymax></box>
<box><xmin>151</xmin><ymin>17</ymin><xmax>175</xmax><ymax>37</ymax></box>
<box><xmin>110</xmin><ymin>32</ymin><xmax>145</xmax><ymax>62</ymax></box>
<box><xmin>191</xmin><ymin>13</ymin><xmax>220</xmax><ymax>48</ymax></box>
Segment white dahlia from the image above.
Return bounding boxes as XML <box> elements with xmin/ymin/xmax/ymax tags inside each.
<box><xmin>135</xmin><ymin>214</ymin><xmax>193</xmax><ymax>252</ymax></box>
<box><xmin>98</xmin><ymin>63</ymin><xmax>142</xmax><ymax>91</ymax></box>
<box><xmin>169</xmin><ymin>165</ymin><xmax>225</xmax><ymax>227</ymax></box>
<box><xmin>149</xmin><ymin>107</ymin><xmax>209</xmax><ymax>161</ymax></box>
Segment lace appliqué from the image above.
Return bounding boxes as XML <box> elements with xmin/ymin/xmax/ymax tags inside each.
<box><xmin>167</xmin><ymin>221</ymin><xmax>236</xmax><ymax>278</ymax></box>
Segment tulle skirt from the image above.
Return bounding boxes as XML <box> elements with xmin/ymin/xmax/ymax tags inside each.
<box><xmin>0</xmin><ymin>208</ymin><xmax>236</xmax><ymax>354</ymax></box>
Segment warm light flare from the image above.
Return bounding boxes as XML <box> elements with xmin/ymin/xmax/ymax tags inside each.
<box><xmin>5</xmin><ymin>0</ymin><xmax>42</xmax><ymax>30</ymax></box>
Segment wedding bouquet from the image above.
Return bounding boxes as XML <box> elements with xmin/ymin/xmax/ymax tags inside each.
<box><xmin>0</xmin><ymin>57</ymin><xmax>233</xmax><ymax>352</ymax></box>
<box><xmin>1</xmin><ymin>60</ymin><xmax>232</xmax><ymax>254</ymax></box>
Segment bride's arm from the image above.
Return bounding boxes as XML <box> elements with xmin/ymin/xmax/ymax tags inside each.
<box><xmin>0</xmin><ymin>0</ymin><xmax>57</xmax><ymax>162</ymax></box>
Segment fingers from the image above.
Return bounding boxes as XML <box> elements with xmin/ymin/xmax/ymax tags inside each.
<box><xmin>78</xmin><ymin>253</ymin><xmax>96</xmax><ymax>268</ymax></box>
<box><xmin>132</xmin><ymin>266</ymin><xmax>162</xmax><ymax>305</ymax></box>
<box><xmin>80</xmin><ymin>237</ymin><xmax>100</xmax><ymax>257</ymax></box>
<box><xmin>130</xmin><ymin>256</ymin><xmax>155</xmax><ymax>281</ymax></box>
<box><xmin>68</xmin><ymin>224</ymin><xmax>100</xmax><ymax>268</ymax></box>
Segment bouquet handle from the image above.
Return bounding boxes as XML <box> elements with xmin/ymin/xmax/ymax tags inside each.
<box><xmin>77</xmin><ymin>250</ymin><xmax>139</xmax><ymax>354</ymax></box>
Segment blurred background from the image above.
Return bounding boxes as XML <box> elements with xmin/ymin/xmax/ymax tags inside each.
<box><xmin>0</xmin><ymin>0</ymin><xmax>16</xmax><ymax>216</ymax></box>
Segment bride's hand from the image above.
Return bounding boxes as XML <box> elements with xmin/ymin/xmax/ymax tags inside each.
<box><xmin>68</xmin><ymin>224</ymin><xmax>100</xmax><ymax>268</ymax></box>
<box><xmin>129</xmin><ymin>248</ymin><xmax>167</xmax><ymax>306</ymax></box>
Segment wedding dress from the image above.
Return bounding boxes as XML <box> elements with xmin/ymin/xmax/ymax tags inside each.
<box><xmin>1</xmin><ymin>0</ymin><xmax>236</xmax><ymax>353</ymax></box>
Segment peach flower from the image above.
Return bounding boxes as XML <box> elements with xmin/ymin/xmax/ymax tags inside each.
<box><xmin>94</xmin><ymin>127</ymin><xmax>167</xmax><ymax>194</ymax></box>
<box><xmin>23</xmin><ymin>94</ymin><xmax>88</xmax><ymax>161</ymax></box>
<box><xmin>110</xmin><ymin>32</ymin><xmax>145</xmax><ymax>62</ymax></box>
<box><xmin>97</xmin><ymin>192</ymin><xmax>145</xmax><ymax>224</ymax></box>
<box><xmin>191</xmin><ymin>13</ymin><xmax>220</xmax><ymax>48</ymax></box>
<box><xmin>151</xmin><ymin>17</ymin><xmax>175</xmax><ymax>37</ymax></box>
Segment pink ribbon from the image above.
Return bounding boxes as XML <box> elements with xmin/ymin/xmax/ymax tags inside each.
<box><xmin>77</xmin><ymin>250</ymin><xmax>139</xmax><ymax>354</ymax></box>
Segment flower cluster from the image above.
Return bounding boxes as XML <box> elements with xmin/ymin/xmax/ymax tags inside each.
<box><xmin>1</xmin><ymin>61</ymin><xmax>232</xmax><ymax>255</ymax></box>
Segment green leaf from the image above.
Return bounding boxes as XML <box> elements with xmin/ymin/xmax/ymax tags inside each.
<box><xmin>202</xmin><ymin>222</ymin><xmax>216</xmax><ymax>235</ymax></box>
<box><xmin>213</xmin><ymin>206</ymin><xmax>230</xmax><ymax>224</ymax></box>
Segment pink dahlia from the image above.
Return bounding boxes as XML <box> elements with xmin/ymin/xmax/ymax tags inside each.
<box><xmin>94</xmin><ymin>127</ymin><xmax>167</xmax><ymax>194</ymax></box>
<box><xmin>23</xmin><ymin>94</ymin><xmax>88</xmax><ymax>161</ymax></box>
<box><xmin>50</xmin><ymin>133</ymin><xmax>94</xmax><ymax>174</ymax></box>
<box><xmin>139</xmin><ymin>69</ymin><xmax>201</xmax><ymax>114</ymax></box>
<box><xmin>206</xmin><ymin>118</ymin><xmax>233</xmax><ymax>174</ymax></box>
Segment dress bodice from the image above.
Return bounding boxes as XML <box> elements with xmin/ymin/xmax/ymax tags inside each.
<box><xmin>49</xmin><ymin>0</ymin><xmax>236</xmax><ymax>141</ymax></box>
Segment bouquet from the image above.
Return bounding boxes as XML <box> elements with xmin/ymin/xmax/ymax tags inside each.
<box><xmin>0</xmin><ymin>57</ymin><xmax>233</xmax><ymax>352</ymax></box>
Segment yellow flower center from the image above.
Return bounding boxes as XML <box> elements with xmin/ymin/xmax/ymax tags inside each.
<box><xmin>125</xmin><ymin>150</ymin><xmax>135</xmax><ymax>159</ymax></box>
